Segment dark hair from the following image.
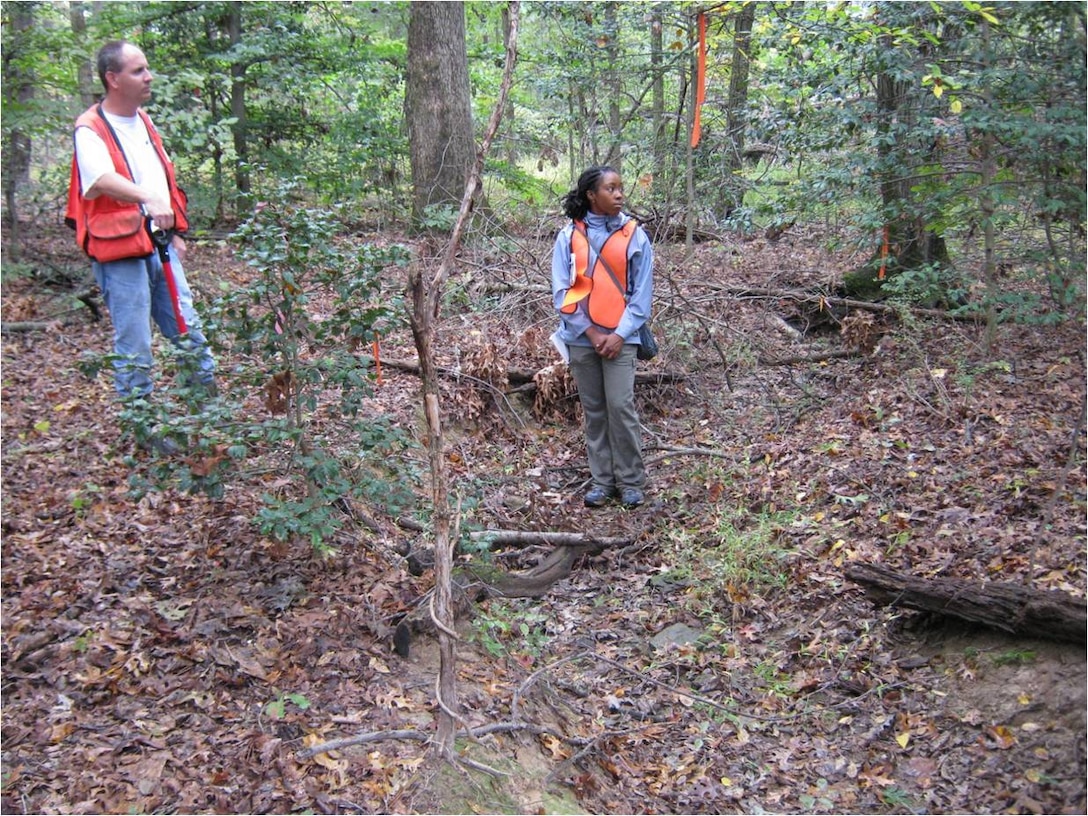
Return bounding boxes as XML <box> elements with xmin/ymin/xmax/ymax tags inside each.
<box><xmin>96</xmin><ymin>40</ymin><xmax>131</xmax><ymax>89</ymax></box>
<box><xmin>560</xmin><ymin>165</ymin><xmax>619</xmax><ymax>220</ymax></box>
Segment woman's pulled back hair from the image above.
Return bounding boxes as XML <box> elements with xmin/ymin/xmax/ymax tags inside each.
<box><xmin>560</xmin><ymin>165</ymin><xmax>619</xmax><ymax>220</ymax></box>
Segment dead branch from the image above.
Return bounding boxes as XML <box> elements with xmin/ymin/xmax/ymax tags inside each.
<box><xmin>845</xmin><ymin>563</ymin><xmax>1087</xmax><ymax>644</ymax></box>
<box><xmin>1</xmin><ymin>321</ymin><xmax>65</xmax><ymax>334</ymax></box>
<box><xmin>759</xmin><ymin>349</ymin><xmax>857</xmax><ymax>366</ymax></box>
<box><xmin>705</xmin><ymin>284</ymin><xmax>982</xmax><ymax>322</ymax></box>
<box><xmin>468</xmin><ymin>530</ymin><xmax>632</xmax><ymax>548</ymax></box>
<box><xmin>643</xmin><ymin>445</ymin><xmax>737</xmax><ymax>466</ymax></box>
<box><xmin>370</xmin><ymin>356</ymin><xmax>685</xmax><ymax>392</ymax></box>
<box><xmin>297</xmin><ymin>729</ymin><xmax>429</xmax><ymax>759</ymax></box>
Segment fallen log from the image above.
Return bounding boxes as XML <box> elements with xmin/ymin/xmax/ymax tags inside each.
<box><xmin>369</xmin><ymin>356</ymin><xmax>685</xmax><ymax>391</ymax></box>
<box><xmin>393</xmin><ymin>544</ymin><xmax>597</xmax><ymax>656</ymax></box>
<box><xmin>705</xmin><ymin>284</ymin><xmax>982</xmax><ymax>322</ymax></box>
<box><xmin>394</xmin><ymin>532</ymin><xmax>635</xmax><ymax>656</ymax></box>
<box><xmin>1</xmin><ymin>321</ymin><xmax>65</xmax><ymax>334</ymax></box>
<box><xmin>845</xmin><ymin>563</ymin><xmax>1087</xmax><ymax>644</ymax></box>
<box><xmin>468</xmin><ymin>530</ymin><xmax>632</xmax><ymax>548</ymax></box>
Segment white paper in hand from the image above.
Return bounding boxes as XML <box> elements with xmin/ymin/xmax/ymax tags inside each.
<box><xmin>549</xmin><ymin>330</ymin><xmax>569</xmax><ymax>364</ymax></box>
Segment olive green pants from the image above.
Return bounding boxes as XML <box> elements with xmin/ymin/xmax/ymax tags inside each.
<box><xmin>569</xmin><ymin>344</ymin><xmax>646</xmax><ymax>492</ymax></box>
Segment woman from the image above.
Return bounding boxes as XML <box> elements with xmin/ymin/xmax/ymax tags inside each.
<box><xmin>551</xmin><ymin>166</ymin><xmax>654</xmax><ymax>508</ymax></box>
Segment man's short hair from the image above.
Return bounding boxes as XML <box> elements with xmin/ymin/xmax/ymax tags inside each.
<box><xmin>96</xmin><ymin>40</ymin><xmax>131</xmax><ymax>89</ymax></box>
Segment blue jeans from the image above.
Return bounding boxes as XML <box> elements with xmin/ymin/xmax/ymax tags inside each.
<box><xmin>93</xmin><ymin>247</ymin><xmax>215</xmax><ymax>398</ymax></box>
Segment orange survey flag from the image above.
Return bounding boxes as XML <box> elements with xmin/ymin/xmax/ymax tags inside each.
<box><xmin>691</xmin><ymin>11</ymin><xmax>707</xmax><ymax>148</ymax></box>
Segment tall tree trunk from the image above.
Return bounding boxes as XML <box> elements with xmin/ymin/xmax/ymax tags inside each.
<box><xmin>723</xmin><ymin>2</ymin><xmax>756</xmax><ymax>216</ymax></box>
<box><xmin>685</xmin><ymin>13</ymin><xmax>697</xmax><ymax>253</ymax></box>
<box><xmin>69</xmin><ymin>2</ymin><xmax>96</xmax><ymax>108</ymax></box>
<box><xmin>650</xmin><ymin>6</ymin><xmax>666</xmax><ymax>198</ymax></box>
<box><xmin>227</xmin><ymin>5</ymin><xmax>251</xmax><ymax>207</ymax></box>
<box><xmin>502</xmin><ymin>5</ymin><xmax>516</xmax><ymax>169</ymax></box>
<box><xmin>406</xmin><ymin>1</ymin><xmax>475</xmax><ymax>226</ymax></box>
<box><xmin>205</xmin><ymin>15</ymin><xmax>225</xmax><ymax>220</ymax></box>
<box><xmin>978</xmin><ymin>18</ymin><xmax>998</xmax><ymax>354</ymax></box>
<box><xmin>2</xmin><ymin>0</ymin><xmax>36</xmax><ymax>256</ymax></box>
<box><xmin>845</xmin><ymin>34</ymin><xmax>950</xmax><ymax>300</ymax></box>
<box><xmin>603</xmin><ymin>2</ymin><xmax>622</xmax><ymax>171</ymax></box>
<box><xmin>876</xmin><ymin>67</ymin><xmax>949</xmax><ymax>271</ymax></box>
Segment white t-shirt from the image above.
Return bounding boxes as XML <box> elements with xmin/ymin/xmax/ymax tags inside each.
<box><xmin>74</xmin><ymin>110</ymin><xmax>170</xmax><ymax>204</ymax></box>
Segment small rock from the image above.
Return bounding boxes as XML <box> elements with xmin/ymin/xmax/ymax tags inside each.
<box><xmin>650</xmin><ymin>622</ymin><xmax>704</xmax><ymax>650</ymax></box>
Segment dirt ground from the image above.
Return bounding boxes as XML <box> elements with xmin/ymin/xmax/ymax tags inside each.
<box><xmin>2</xmin><ymin>223</ymin><xmax>1085</xmax><ymax>814</ymax></box>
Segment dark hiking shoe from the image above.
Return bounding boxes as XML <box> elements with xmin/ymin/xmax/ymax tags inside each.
<box><xmin>620</xmin><ymin>488</ymin><xmax>645</xmax><ymax>508</ymax></box>
<box><xmin>584</xmin><ymin>487</ymin><xmax>615</xmax><ymax>508</ymax></box>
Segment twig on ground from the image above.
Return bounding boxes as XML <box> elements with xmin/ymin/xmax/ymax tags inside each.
<box><xmin>297</xmin><ymin>729</ymin><xmax>429</xmax><ymax>759</ymax></box>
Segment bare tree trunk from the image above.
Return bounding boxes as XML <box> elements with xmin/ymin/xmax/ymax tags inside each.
<box><xmin>603</xmin><ymin>2</ymin><xmax>622</xmax><ymax>171</ymax></box>
<box><xmin>685</xmin><ymin>13</ymin><xmax>697</xmax><ymax>254</ymax></box>
<box><xmin>723</xmin><ymin>2</ymin><xmax>756</xmax><ymax>216</ymax></box>
<box><xmin>406</xmin><ymin>1</ymin><xmax>520</xmax><ymax>757</ymax></box>
<box><xmin>406</xmin><ymin>1</ymin><xmax>476</xmax><ymax>226</ymax></box>
<box><xmin>69</xmin><ymin>3</ymin><xmax>97</xmax><ymax>108</ymax></box>
<box><xmin>502</xmin><ymin>5</ymin><xmax>516</xmax><ymax>169</ymax></box>
<box><xmin>650</xmin><ymin>6</ymin><xmax>666</xmax><ymax>198</ymax></box>
<box><xmin>978</xmin><ymin>19</ymin><xmax>999</xmax><ymax>355</ymax></box>
<box><xmin>205</xmin><ymin>14</ymin><xmax>226</xmax><ymax>220</ymax></box>
<box><xmin>846</xmin><ymin>563</ymin><xmax>1086</xmax><ymax>644</ymax></box>
<box><xmin>847</xmin><ymin>30</ymin><xmax>949</xmax><ymax>299</ymax></box>
<box><xmin>2</xmin><ymin>0</ymin><xmax>36</xmax><ymax>255</ymax></box>
<box><xmin>227</xmin><ymin>5</ymin><xmax>251</xmax><ymax>207</ymax></box>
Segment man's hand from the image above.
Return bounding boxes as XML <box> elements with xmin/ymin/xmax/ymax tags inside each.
<box><xmin>86</xmin><ymin>172</ymin><xmax>175</xmax><ymax>230</ymax></box>
<box><xmin>143</xmin><ymin>196</ymin><xmax>176</xmax><ymax>232</ymax></box>
<box><xmin>171</xmin><ymin>234</ymin><xmax>187</xmax><ymax>263</ymax></box>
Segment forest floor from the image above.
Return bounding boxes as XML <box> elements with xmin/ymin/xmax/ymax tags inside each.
<box><xmin>2</xmin><ymin>221</ymin><xmax>1085</xmax><ymax>815</ymax></box>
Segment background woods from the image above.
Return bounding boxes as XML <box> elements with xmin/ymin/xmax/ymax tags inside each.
<box><xmin>2</xmin><ymin>2</ymin><xmax>1085</xmax><ymax>814</ymax></box>
<box><xmin>4</xmin><ymin>1</ymin><xmax>1084</xmax><ymax>282</ymax></box>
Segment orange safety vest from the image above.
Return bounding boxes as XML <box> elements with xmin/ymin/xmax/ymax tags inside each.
<box><xmin>65</xmin><ymin>104</ymin><xmax>188</xmax><ymax>263</ymax></box>
<box><xmin>560</xmin><ymin>219</ymin><xmax>636</xmax><ymax>330</ymax></box>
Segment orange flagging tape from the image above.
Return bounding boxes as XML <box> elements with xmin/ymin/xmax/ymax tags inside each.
<box><xmin>879</xmin><ymin>225</ymin><xmax>889</xmax><ymax>280</ymax></box>
<box><xmin>691</xmin><ymin>12</ymin><xmax>707</xmax><ymax>148</ymax></box>
<box><xmin>373</xmin><ymin>336</ymin><xmax>383</xmax><ymax>384</ymax></box>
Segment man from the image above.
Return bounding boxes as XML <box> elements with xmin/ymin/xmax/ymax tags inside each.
<box><xmin>66</xmin><ymin>40</ymin><xmax>215</xmax><ymax>404</ymax></box>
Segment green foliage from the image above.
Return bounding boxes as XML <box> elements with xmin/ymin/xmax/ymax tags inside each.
<box><xmin>204</xmin><ymin>182</ymin><xmax>417</xmax><ymax>551</ymax></box>
<box><xmin>83</xmin><ymin>181</ymin><xmax>418</xmax><ymax>552</ymax></box>
<box><xmin>470</xmin><ymin>599</ymin><xmax>552</xmax><ymax>661</ymax></box>
<box><xmin>881</xmin><ymin>262</ymin><xmax>970</xmax><ymax>309</ymax></box>
<box><xmin>263</xmin><ymin>689</ymin><xmax>311</xmax><ymax>720</ymax></box>
<box><xmin>662</xmin><ymin>482</ymin><xmax>796</xmax><ymax>623</ymax></box>
<box><xmin>992</xmin><ymin>649</ymin><xmax>1036</xmax><ymax>667</ymax></box>
<box><xmin>6</xmin><ymin>0</ymin><xmax>1083</xmax><ymax>332</ymax></box>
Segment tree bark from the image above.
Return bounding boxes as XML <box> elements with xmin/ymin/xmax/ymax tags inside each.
<box><xmin>406</xmin><ymin>1</ymin><xmax>476</xmax><ymax>226</ymax></box>
<box><xmin>650</xmin><ymin>6</ymin><xmax>666</xmax><ymax>198</ymax></box>
<box><xmin>846</xmin><ymin>21</ymin><xmax>950</xmax><ymax>299</ymax></box>
<box><xmin>723</xmin><ymin>2</ymin><xmax>756</xmax><ymax>216</ymax></box>
<box><xmin>846</xmin><ymin>563</ymin><xmax>1087</xmax><ymax>645</ymax></box>
<box><xmin>227</xmin><ymin>5</ymin><xmax>251</xmax><ymax>205</ymax></box>
<box><xmin>2</xmin><ymin>0</ymin><xmax>36</xmax><ymax>254</ymax></box>
<box><xmin>602</xmin><ymin>2</ymin><xmax>622</xmax><ymax>171</ymax></box>
<box><xmin>405</xmin><ymin>0</ymin><xmax>520</xmax><ymax>757</ymax></box>
<box><xmin>69</xmin><ymin>3</ymin><xmax>97</xmax><ymax>108</ymax></box>
<box><xmin>469</xmin><ymin>530</ymin><xmax>632</xmax><ymax>548</ymax></box>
